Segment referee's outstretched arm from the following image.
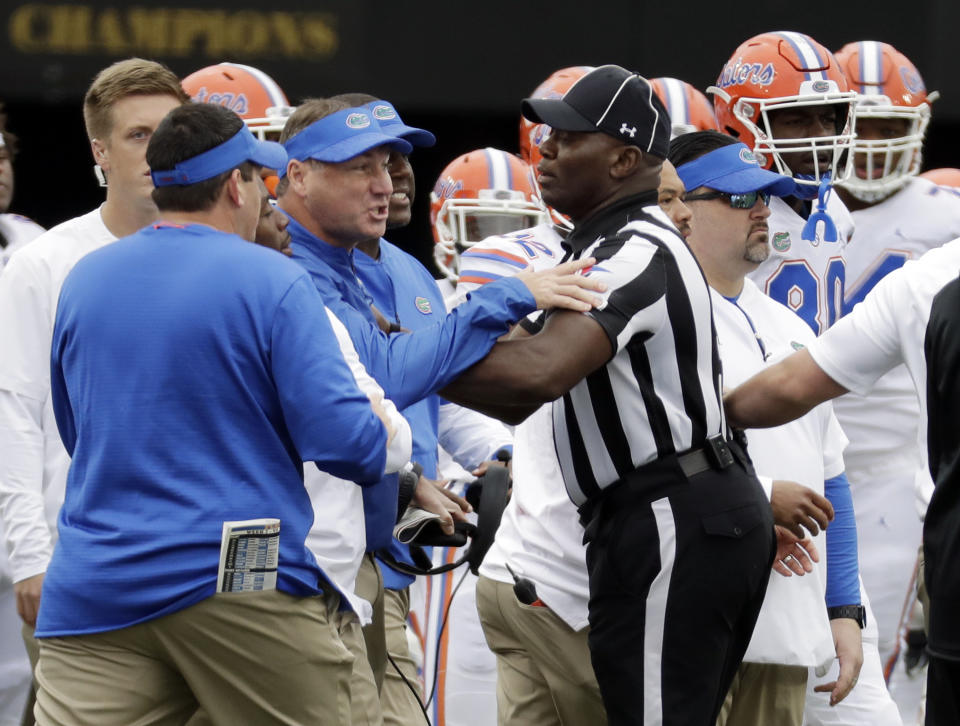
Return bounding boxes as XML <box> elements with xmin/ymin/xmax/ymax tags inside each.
<box><xmin>441</xmin><ymin>309</ymin><xmax>612</xmax><ymax>424</ymax></box>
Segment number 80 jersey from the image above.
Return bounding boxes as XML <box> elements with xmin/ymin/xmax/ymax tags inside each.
<box><xmin>748</xmin><ymin>193</ymin><xmax>855</xmax><ymax>336</ymax></box>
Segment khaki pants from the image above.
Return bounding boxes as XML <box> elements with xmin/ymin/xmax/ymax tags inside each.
<box><xmin>34</xmin><ymin>589</ymin><xmax>351</xmax><ymax>726</ymax></box>
<box><xmin>341</xmin><ymin>613</ymin><xmax>385</xmax><ymax>726</ymax></box>
<box><xmin>20</xmin><ymin>624</ymin><xmax>38</xmax><ymax>726</ymax></box>
<box><xmin>358</xmin><ymin>555</ymin><xmax>388</xmax><ymax>689</ymax></box>
<box><xmin>476</xmin><ymin>576</ymin><xmax>606</xmax><ymax>726</ymax></box>
<box><xmin>716</xmin><ymin>662</ymin><xmax>807</xmax><ymax>726</ymax></box>
<box><xmin>380</xmin><ymin>587</ymin><xmax>425</xmax><ymax>726</ymax></box>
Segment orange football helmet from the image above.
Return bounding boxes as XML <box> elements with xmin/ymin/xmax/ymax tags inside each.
<box><xmin>182</xmin><ymin>63</ymin><xmax>295</xmax><ymax>140</ymax></box>
<box><xmin>518</xmin><ymin>66</ymin><xmax>593</xmax><ymax>232</ymax></box>
<box><xmin>920</xmin><ymin>168</ymin><xmax>960</xmax><ymax>188</ymax></box>
<box><xmin>708</xmin><ymin>31</ymin><xmax>857</xmax><ymax>192</ymax></box>
<box><xmin>650</xmin><ymin>77</ymin><xmax>720</xmax><ymax>137</ymax></box>
<box><xmin>519</xmin><ymin>66</ymin><xmax>594</xmax><ymax>167</ymax></box>
<box><xmin>835</xmin><ymin>41</ymin><xmax>933</xmax><ymax>202</ymax></box>
<box><xmin>430</xmin><ymin>148</ymin><xmax>548</xmax><ymax>281</ymax></box>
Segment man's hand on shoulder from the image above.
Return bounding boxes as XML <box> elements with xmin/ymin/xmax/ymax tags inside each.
<box><xmin>515</xmin><ymin>257</ymin><xmax>605</xmax><ymax>312</ymax></box>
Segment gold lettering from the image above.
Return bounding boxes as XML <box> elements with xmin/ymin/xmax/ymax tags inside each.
<box><xmin>225</xmin><ymin>11</ymin><xmax>270</xmax><ymax>56</ymax></box>
<box><xmin>95</xmin><ymin>8</ymin><xmax>129</xmax><ymax>54</ymax></box>
<box><xmin>9</xmin><ymin>4</ymin><xmax>49</xmax><ymax>53</ymax></box>
<box><xmin>300</xmin><ymin>14</ymin><xmax>338</xmax><ymax>58</ymax></box>
<box><xmin>268</xmin><ymin>12</ymin><xmax>300</xmax><ymax>57</ymax></box>
<box><xmin>48</xmin><ymin>5</ymin><xmax>93</xmax><ymax>53</ymax></box>
<box><xmin>127</xmin><ymin>8</ymin><xmax>172</xmax><ymax>54</ymax></box>
<box><xmin>8</xmin><ymin>5</ymin><xmax>340</xmax><ymax>61</ymax></box>
<box><xmin>170</xmin><ymin>10</ymin><xmax>226</xmax><ymax>57</ymax></box>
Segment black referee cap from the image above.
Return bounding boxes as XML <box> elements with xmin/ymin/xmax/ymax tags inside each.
<box><xmin>521</xmin><ymin>65</ymin><xmax>671</xmax><ymax>160</ymax></box>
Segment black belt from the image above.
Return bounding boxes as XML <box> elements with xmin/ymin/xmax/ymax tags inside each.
<box><xmin>578</xmin><ymin>435</ymin><xmax>742</xmax><ymax>527</ymax></box>
<box><xmin>676</xmin><ymin>434</ymin><xmax>736</xmax><ymax>477</ymax></box>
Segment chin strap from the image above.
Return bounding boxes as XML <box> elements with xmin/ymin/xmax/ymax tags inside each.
<box><xmin>377</xmin><ymin>465</ymin><xmax>511</xmax><ymax>577</ymax></box>
<box><xmin>801</xmin><ymin>175</ymin><xmax>839</xmax><ymax>243</ymax></box>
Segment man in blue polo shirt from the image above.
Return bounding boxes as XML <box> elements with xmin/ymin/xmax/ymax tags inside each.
<box><xmin>36</xmin><ymin>103</ymin><xmax>409</xmax><ymax>726</ymax></box>
<box><xmin>274</xmin><ymin>97</ymin><xmax>602</xmax><ymax>724</ymax></box>
<box><xmin>335</xmin><ymin>94</ymin><xmax>516</xmax><ymax>724</ymax></box>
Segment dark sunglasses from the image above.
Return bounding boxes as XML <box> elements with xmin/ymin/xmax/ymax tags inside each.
<box><xmin>684</xmin><ymin>189</ymin><xmax>771</xmax><ymax>209</ymax></box>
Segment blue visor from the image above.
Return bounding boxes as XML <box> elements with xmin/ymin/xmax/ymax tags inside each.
<box><xmin>150</xmin><ymin>126</ymin><xmax>287</xmax><ymax>187</ymax></box>
<box><xmin>676</xmin><ymin>144</ymin><xmax>796</xmax><ymax>197</ymax></box>
<box><xmin>366</xmin><ymin>100</ymin><xmax>436</xmax><ymax>148</ymax></box>
<box><xmin>282</xmin><ymin>107</ymin><xmax>413</xmax><ymax>175</ymax></box>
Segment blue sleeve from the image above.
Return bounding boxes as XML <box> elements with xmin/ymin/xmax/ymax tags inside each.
<box><xmin>319</xmin><ymin>277</ymin><xmax>536</xmax><ymax>410</ymax></box>
<box><xmin>361</xmin><ymin>473</ymin><xmax>400</xmax><ymax>551</ymax></box>
<box><xmin>824</xmin><ymin>472</ymin><xmax>861</xmax><ymax>607</ymax></box>
<box><xmin>378</xmin><ymin>538</ymin><xmax>417</xmax><ymax>591</ymax></box>
<box><xmin>50</xmin><ymin>309</ymin><xmax>76</xmax><ymax>456</ymax></box>
<box><xmin>271</xmin><ymin>276</ymin><xmax>388</xmax><ymax>485</ymax></box>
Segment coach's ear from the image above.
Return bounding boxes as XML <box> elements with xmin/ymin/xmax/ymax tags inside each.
<box><xmin>286</xmin><ymin>159</ymin><xmax>311</xmax><ymax>197</ymax></box>
<box><xmin>91</xmin><ymin>138</ymin><xmax>110</xmax><ymax>173</ymax></box>
<box><xmin>224</xmin><ymin>167</ymin><xmax>246</xmax><ymax>208</ymax></box>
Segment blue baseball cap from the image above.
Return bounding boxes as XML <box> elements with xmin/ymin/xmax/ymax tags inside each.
<box><xmin>282</xmin><ymin>107</ymin><xmax>413</xmax><ymax>174</ymax></box>
<box><xmin>150</xmin><ymin>125</ymin><xmax>287</xmax><ymax>187</ymax></box>
<box><xmin>676</xmin><ymin>143</ymin><xmax>797</xmax><ymax>197</ymax></box>
<box><xmin>366</xmin><ymin>100</ymin><xmax>436</xmax><ymax>147</ymax></box>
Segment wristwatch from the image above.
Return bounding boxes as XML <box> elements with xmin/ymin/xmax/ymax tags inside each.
<box><xmin>827</xmin><ymin>605</ymin><xmax>867</xmax><ymax>629</ymax></box>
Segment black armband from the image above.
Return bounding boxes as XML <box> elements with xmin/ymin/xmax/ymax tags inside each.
<box><xmin>396</xmin><ymin>461</ymin><xmax>423</xmax><ymax>521</ymax></box>
<box><xmin>519</xmin><ymin>312</ymin><xmax>546</xmax><ymax>335</ymax></box>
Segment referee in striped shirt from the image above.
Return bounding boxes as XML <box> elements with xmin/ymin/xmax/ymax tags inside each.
<box><xmin>443</xmin><ymin>65</ymin><xmax>775</xmax><ymax>725</ymax></box>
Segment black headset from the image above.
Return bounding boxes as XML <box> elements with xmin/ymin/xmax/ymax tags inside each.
<box><xmin>376</xmin><ymin>464</ymin><xmax>511</xmax><ymax>576</ymax></box>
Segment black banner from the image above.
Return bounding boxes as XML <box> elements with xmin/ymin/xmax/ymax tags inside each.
<box><xmin>0</xmin><ymin>0</ymin><xmax>956</xmax><ymax>121</ymax></box>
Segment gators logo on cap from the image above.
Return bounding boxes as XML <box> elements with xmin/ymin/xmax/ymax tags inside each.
<box><xmin>791</xmin><ymin>341</ymin><xmax>805</xmax><ymax>351</ymax></box>
<box><xmin>346</xmin><ymin>113</ymin><xmax>371</xmax><ymax>129</ymax></box>
<box><xmin>371</xmin><ymin>104</ymin><xmax>396</xmax><ymax>121</ymax></box>
<box><xmin>415</xmin><ymin>296</ymin><xmax>432</xmax><ymax>314</ymax></box>
<box><xmin>772</xmin><ymin>231</ymin><xmax>791</xmax><ymax>251</ymax></box>
<box><xmin>739</xmin><ymin>148</ymin><xmax>758</xmax><ymax>165</ymax></box>
<box><xmin>811</xmin><ymin>80</ymin><xmax>831</xmax><ymax>93</ymax></box>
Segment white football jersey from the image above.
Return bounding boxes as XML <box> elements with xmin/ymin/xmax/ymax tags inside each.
<box><xmin>748</xmin><ymin>193</ymin><xmax>854</xmax><ymax>336</ymax></box>
<box><xmin>833</xmin><ymin>177</ymin><xmax>960</xmax><ymax>475</ymax></box>
<box><xmin>0</xmin><ymin>213</ymin><xmax>44</xmax><ymax>269</ymax></box>
<box><xmin>713</xmin><ymin>280</ymin><xmax>845</xmax><ymax>668</ymax></box>
<box><xmin>448</xmin><ymin>222</ymin><xmax>565</xmax><ymax>309</ymax></box>
<box><xmin>809</xmin><ymin>238</ymin><xmax>960</xmax><ymax>510</ymax></box>
<box><xmin>454</xmin><ymin>223</ymin><xmax>592</xmax><ymax>630</ymax></box>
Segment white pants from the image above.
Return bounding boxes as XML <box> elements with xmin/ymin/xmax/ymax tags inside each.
<box><xmin>0</xmin><ymin>552</ymin><xmax>31</xmax><ymax>726</ymax></box>
<box><xmin>803</xmin><ymin>624</ymin><xmax>902</xmax><ymax>726</ymax></box>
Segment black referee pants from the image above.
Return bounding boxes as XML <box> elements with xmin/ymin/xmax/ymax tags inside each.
<box><xmin>582</xmin><ymin>456</ymin><xmax>774</xmax><ymax>726</ymax></box>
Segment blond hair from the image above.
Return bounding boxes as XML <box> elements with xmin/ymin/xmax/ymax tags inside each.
<box><xmin>83</xmin><ymin>58</ymin><xmax>189</xmax><ymax>141</ymax></box>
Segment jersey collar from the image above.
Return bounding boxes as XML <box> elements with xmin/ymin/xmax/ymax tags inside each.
<box><xmin>564</xmin><ymin>190</ymin><xmax>659</xmax><ymax>253</ymax></box>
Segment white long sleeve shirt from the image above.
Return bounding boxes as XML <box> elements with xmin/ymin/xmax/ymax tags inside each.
<box><xmin>0</xmin><ymin>213</ymin><xmax>44</xmax><ymax>270</ymax></box>
<box><xmin>0</xmin><ymin>208</ymin><xmax>113</xmax><ymax>583</ymax></box>
<box><xmin>305</xmin><ymin>307</ymin><xmax>410</xmax><ymax>623</ymax></box>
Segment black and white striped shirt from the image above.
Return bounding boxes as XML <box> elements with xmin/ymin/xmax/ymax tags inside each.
<box><xmin>551</xmin><ymin>192</ymin><xmax>725</xmax><ymax>506</ymax></box>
